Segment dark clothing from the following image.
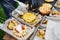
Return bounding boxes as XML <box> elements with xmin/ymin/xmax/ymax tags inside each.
<box><xmin>19</xmin><ymin>0</ymin><xmax>27</xmax><ymax>3</ymax></box>
<box><xmin>28</xmin><ymin>0</ymin><xmax>44</xmax><ymax>8</ymax></box>
<box><xmin>0</xmin><ymin>0</ymin><xmax>28</xmax><ymax>18</ymax></box>
<box><xmin>0</xmin><ymin>0</ymin><xmax>17</xmax><ymax>18</ymax></box>
<box><xmin>28</xmin><ymin>0</ymin><xmax>44</xmax><ymax>12</ymax></box>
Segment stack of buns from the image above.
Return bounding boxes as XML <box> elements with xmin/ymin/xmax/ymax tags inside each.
<box><xmin>39</xmin><ymin>3</ymin><xmax>52</xmax><ymax>15</ymax></box>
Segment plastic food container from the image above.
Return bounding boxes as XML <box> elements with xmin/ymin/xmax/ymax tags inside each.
<box><xmin>54</xmin><ymin>0</ymin><xmax>60</xmax><ymax>8</ymax></box>
<box><xmin>0</xmin><ymin>18</ymin><xmax>35</xmax><ymax>40</ymax></box>
<box><xmin>12</xmin><ymin>10</ymin><xmax>42</xmax><ymax>27</ymax></box>
<box><xmin>33</xmin><ymin>28</ymin><xmax>46</xmax><ymax>40</ymax></box>
<box><xmin>50</xmin><ymin>7</ymin><xmax>60</xmax><ymax>16</ymax></box>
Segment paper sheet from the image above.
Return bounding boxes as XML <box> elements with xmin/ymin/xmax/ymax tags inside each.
<box><xmin>45</xmin><ymin>20</ymin><xmax>60</xmax><ymax>40</ymax></box>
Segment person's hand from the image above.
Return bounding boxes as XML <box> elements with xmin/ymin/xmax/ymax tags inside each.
<box><xmin>3</xmin><ymin>34</ymin><xmax>16</xmax><ymax>40</ymax></box>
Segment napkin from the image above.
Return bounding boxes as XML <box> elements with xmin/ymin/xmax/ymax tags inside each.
<box><xmin>45</xmin><ymin>19</ymin><xmax>60</xmax><ymax>40</ymax></box>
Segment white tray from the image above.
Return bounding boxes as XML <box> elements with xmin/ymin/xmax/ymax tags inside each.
<box><xmin>33</xmin><ymin>28</ymin><xmax>46</xmax><ymax>40</ymax></box>
<box><xmin>50</xmin><ymin>7</ymin><xmax>60</xmax><ymax>16</ymax></box>
<box><xmin>12</xmin><ymin>10</ymin><xmax>42</xmax><ymax>27</ymax></box>
<box><xmin>54</xmin><ymin>0</ymin><xmax>60</xmax><ymax>8</ymax></box>
<box><xmin>0</xmin><ymin>18</ymin><xmax>35</xmax><ymax>40</ymax></box>
<box><xmin>0</xmin><ymin>23</ymin><xmax>4</xmax><ymax>29</ymax></box>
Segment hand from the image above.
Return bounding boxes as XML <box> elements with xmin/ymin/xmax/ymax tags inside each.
<box><xmin>3</xmin><ymin>34</ymin><xmax>16</xmax><ymax>40</ymax></box>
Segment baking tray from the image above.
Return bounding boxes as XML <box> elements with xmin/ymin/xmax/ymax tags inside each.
<box><xmin>12</xmin><ymin>10</ymin><xmax>42</xmax><ymax>27</ymax></box>
<box><xmin>0</xmin><ymin>18</ymin><xmax>35</xmax><ymax>40</ymax></box>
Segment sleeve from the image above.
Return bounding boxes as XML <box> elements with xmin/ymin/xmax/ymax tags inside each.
<box><xmin>0</xmin><ymin>0</ymin><xmax>17</xmax><ymax>18</ymax></box>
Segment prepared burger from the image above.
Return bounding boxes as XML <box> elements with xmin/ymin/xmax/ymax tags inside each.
<box><xmin>12</xmin><ymin>11</ymin><xmax>42</xmax><ymax>26</ymax></box>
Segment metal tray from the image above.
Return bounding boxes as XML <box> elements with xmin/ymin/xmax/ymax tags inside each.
<box><xmin>0</xmin><ymin>18</ymin><xmax>35</xmax><ymax>40</ymax></box>
<box><xmin>12</xmin><ymin>10</ymin><xmax>42</xmax><ymax>27</ymax></box>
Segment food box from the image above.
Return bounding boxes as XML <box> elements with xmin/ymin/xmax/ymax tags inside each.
<box><xmin>41</xmin><ymin>18</ymin><xmax>48</xmax><ymax>28</ymax></box>
<box><xmin>54</xmin><ymin>0</ymin><xmax>60</xmax><ymax>8</ymax></box>
<box><xmin>0</xmin><ymin>18</ymin><xmax>35</xmax><ymax>40</ymax></box>
<box><xmin>50</xmin><ymin>7</ymin><xmax>60</xmax><ymax>16</ymax></box>
<box><xmin>12</xmin><ymin>10</ymin><xmax>42</xmax><ymax>27</ymax></box>
<box><xmin>33</xmin><ymin>28</ymin><xmax>46</xmax><ymax>40</ymax></box>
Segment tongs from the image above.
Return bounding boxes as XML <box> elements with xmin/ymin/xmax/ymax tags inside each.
<box><xmin>29</xmin><ymin>16</ymin><xmax>46</xmax><ymax>40</ymax></box>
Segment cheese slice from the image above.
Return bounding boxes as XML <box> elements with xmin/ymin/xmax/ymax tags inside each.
<box><xmin>22</xmin><ymin>13</ymin><xmax>36</xmax><ymax>23</ymax></box>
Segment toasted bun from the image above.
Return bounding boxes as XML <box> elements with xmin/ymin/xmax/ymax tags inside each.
<box><xmin>45</xmin><ymin>0</ymin><xmax>54</xmax><ymax>2</ymax></box>
<box><xmin>42</xmin><ymin>3</ymin><xmax>52</xmax><ymax>8</ymax></box>
<box><xmin>39</xmin><ymin>6</ymin><xmax>51</xmax><ymax>15</ymax></box>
